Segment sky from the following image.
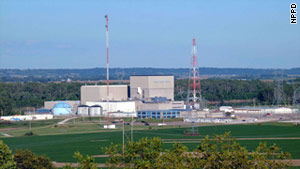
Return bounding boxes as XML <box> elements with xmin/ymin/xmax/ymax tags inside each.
<box><xmin>0</xmin><ymin>0</ymin><xmax>299</xmax><ymax>69</ymax></box>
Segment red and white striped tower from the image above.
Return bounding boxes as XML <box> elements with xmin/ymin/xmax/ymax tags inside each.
<box><xmin>105</xmin><ymin>14</ymin><xmax>110</xmax><ymax>126</ymax></box>
<box><xmin>187</xmin><ymin>38</ymin><xmax>202</xmax><ymax>109</ymax></box>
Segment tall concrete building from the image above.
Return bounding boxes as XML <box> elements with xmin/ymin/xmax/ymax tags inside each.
<box><xmin>81</xmin><ymin>85</ymin><xmax>128</xmax><ymax>104</ymax></box>
<box><xmin>130</xmin><ymin>75</ymin><xmax>174</xmax><ymax>101</ymax></box>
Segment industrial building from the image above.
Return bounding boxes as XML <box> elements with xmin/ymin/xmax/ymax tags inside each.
<box><xmin>81</xmin><ymin>85</ymin><xmax>128</xmax><ymax>104</ymax></box>
<box><xmin>137</xmin><ymin>110</ymin><xmax>181</xmax><ymax>119</ymax></box>
<box><xmin>1</xmin><ymin>114</ymin><xmax>53</xmax><ymax>121</ymax></box>
<box><xmin>52</xmin><ymin>102</ymin><xmax>72</xmax><ymax>116</ymax></box>
<box><xmin>43</xmin><ymin>75</ymin><xmax>186</xmax><ymax>118</ymax></box>
<box><xmin>140</xmin><ymin>100</ymin><xmax>184</xmax><ymax>111</ymax></box>
<box><xmin>233</xmin><ymin>107</ymin><xmax>296</xmax><ymax>115</ymax></box>
<box><xmin>85</xmin><ymin>101</ymin><xmax>138</xmax><ymax>115</ymax></box>
<box><xmin>130</xmin><ymin>75</ymin><xmax>174</xmax><ymax>101</ymax></box>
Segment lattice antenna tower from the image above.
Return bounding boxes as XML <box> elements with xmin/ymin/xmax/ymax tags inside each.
<box><xmin>292</xmin><ymin>81</ymin><xmax>300</xmax><ymax>124</ymax></box>
<box><xmin>187</xmin><ymin>38</ymin><xmax>203</xmax><ymax>109</ymax></box>
<box><xmin>115</xmin><ymin>70</ymin><xmax>126</xmax><ymax>84</ymax></box>
<box><xmin>293</xmin><ymin>85</ymin><xmax>300</xmax><ymax>106</ymax></box>
<box><xmin>175</xmin><ymin>85</ymin><xmax>186</xmax><ymax>101</ymax></box>
<box><xmin>272</xmin><ymin>71</ymin><xmax>286</xmax><ymax>106</ymax></box>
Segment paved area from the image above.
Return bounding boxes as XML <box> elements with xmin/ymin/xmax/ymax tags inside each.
<box><xmin>162</xmin><ymin>137</ymin><xmax>300</xmax><ymax>143</ymax></box>
<box><xmin>58</xmin><ymin>117</ymin><xmax>77</xmax><ymax>125</ymax></box>
<box><xmin>52</xmin><ymin>159</ymin><xmax>300</xmax><ymax>167</ymax></box>
<box><xmin>0</xmin><ymin>133</ymin><xmax>12</xmax><ymax>137</ymax></box>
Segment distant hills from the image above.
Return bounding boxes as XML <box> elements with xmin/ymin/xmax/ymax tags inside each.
<box><xmin>0</xmin><ymin>67</ymin><xmax>299</xmax><ymax>82</ymax></box>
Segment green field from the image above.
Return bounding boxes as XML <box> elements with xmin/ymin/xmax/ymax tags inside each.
<box><xmin>1</xmin><ymin>122</ymin><xmax>300</xmax><ymax>163</ymax></box>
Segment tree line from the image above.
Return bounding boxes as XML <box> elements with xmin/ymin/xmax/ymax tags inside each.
<box><xmin>176</xmin><ymin>79</ymin><xmax>298</xmax><ymax>106</ymax></box>
<box><xmin>0</xmin><ymin>79</ymin><xmax>299</xmax><ymax>115</ymax></box>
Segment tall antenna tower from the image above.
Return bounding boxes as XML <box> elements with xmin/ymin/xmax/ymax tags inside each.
<box><xmin>105</xmin><ymin>14</ymin><xmax>110</xmax><ymax>126</ymax></box>
<box><xmin>293</xmin><ymin>83</ymin><xmax>300</xmax><ymax>125</ymax></box>
<box><xmin>273</xmin><ymin>71</ymin><xmax>286</xmax><ymax>106</ymax></box>
<box><xmin>187</xmin><ymin>38</ymin><xmax>202</xmax><ymax>109</ymax></box>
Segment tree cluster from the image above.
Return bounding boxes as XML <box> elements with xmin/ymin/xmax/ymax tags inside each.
<box><xmin>0</xmin><ymin>82</ymin><xmax>83</xmax><ymax>115</ymax></box>
<box><xmin>104</xmin><ymin>133</ymin><xmax>291</xmax><ymax>169</ymax></box>
<box><xmin>175</xmin><ymin>79</ymin><xmax>298</xmax><ymax>106</ymax></box>
<box><xmin>0</xmin><ymin>140</ymin><xmax>54</xmax><ymax>169</ymax></box>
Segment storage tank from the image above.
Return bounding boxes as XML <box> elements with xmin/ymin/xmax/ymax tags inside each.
<box><xmin>89</xmin><ymin>105</ymin><xmax>102</xmax><ymax>116</ymax></box>
<box><xmin>77</xmin><ymin>105</ymin><xmax>89</xmax><ymax>116</ymax></box>
<box><xmin>52</xmin><ymin>102</ymin><xmax>72</xmax><ymax>116</ymax></box>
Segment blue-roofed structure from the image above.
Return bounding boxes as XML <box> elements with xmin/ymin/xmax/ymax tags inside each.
<box><xmin>52</xmin><ymin>102</ymin><xmax>72</xmax><ymax>116</ymax></box>
<box><xmin>37</xmin><ymin>109</ymin><xmax>51</xmax><ymax>114</ymax></box>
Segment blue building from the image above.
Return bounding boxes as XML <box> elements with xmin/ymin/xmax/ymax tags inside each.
<box><xmin>137</xmin><ymin>110</ymin><xmax>181</xmax><ymax>119</ymax></box>
<box><xmin>52</xmin><ymin>102</ymin><xmax>72</xmax><ymax>116</ymax></box>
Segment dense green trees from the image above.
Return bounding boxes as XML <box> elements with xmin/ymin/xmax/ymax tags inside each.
<box><xmin>0</xmin><ymin>141</ymin><xmax>54</xmax><ymax>169</ymax></box>
<box><xmin>0</xmin><ymin>82</ymin><xmax>84</xmax><ymax>115</ymax></box>
<box><xmin>0</xmin><ymin>140</ymin><xmax>16</xmax><ymax>169</ymax></box>
<box><xmin>104</xmin><ymin>133</ymin><xmax>291</xmax><ymax>169</ymax></box>
<box><xmin>175</xmin><ymin>79</ymin><xmax>299</xmax><ymax>106</ymax></box>
<box><xmin>14</xmin><ymin>150</ymin><xmax>55</xmax><ymax>169</ymax></box>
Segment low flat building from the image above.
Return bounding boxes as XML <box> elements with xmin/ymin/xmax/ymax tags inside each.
<box><xmin>0</xmin><ymin>114</ymin><xmax>53</xmax><ymax>121</ymax></box>
<box><xmin>137</xmin><ymin>109</ymin><xmax>181</xmax><ymax>119</ymax></box>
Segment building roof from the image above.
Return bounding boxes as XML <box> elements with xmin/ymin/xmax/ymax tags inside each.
<box><xmin>130</xmin><ymin>75</ymin><xmax>174</xmax><ymax>77</ymax></box>
<box><xmin>53</xmin><ymin>102</ymin><xmax>71</xmax><ymax>108</ymax></box>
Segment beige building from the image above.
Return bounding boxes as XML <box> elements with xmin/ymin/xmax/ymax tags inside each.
<box><xmin>140</xmin><ymin>101</ymin><xmax>184</xmax><ymax>111</ymax></box>
<box><xmin>81</xmin><ymin>85</ymin><xmax>128</xmax><ymax>104</ymax></box>
<box><xmin>130</xmin><ymin>75</ymin><xmax>174</xmax><ymax>101</ymax></box>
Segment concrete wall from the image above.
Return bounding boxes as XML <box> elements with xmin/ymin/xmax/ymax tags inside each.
<box><xmin>130</xmin><ymin>76</ymin><xmax>174</xmax><ymax>100</ymax></box>
<box><xmin>81</xmin><ymin>85</ymin><xmax>128</xmax><ymax>104</ymax></box>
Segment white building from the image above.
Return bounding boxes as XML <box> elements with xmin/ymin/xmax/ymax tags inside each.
<box><xmin>0</xmin><ymin>114</ymin><xmax>53</xmax><ymax>121</ymax></box>
<box><xmin>85</xmin><ymin>101</ymin><xmax>138</xmax><ymax>115</ymax></box>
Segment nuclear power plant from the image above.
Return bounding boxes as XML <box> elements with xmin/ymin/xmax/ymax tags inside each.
<box><xmin>78</xmin><ymin>75</ymin><xmax>184</xmax><ymax>118</ymax></box>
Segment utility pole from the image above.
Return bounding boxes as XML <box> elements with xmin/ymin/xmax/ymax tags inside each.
<box><xmin>122</xmin><ymin>119</ymin><xmax>125</xmax><ymax>156</ymax></box>
<box><xmin>131</xmin><ymin>114</ymin><xmax>133</xmax><ymax>142</ymax></box>
<box><xmin>29</xmin><ymin>108</ymin><xmax>32</xmax><ymax>131</ymax></box>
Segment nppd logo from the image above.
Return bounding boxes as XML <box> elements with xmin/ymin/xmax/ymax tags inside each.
<box><xmin>290</xmin><ymin>3</ymin><xmax>297</xmax><ymax>24</ymax></box>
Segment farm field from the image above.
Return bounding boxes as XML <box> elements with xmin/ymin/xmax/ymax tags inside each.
<box><xmin>1</xmin><ymin>122</ymin><xmax>300</xmax><ymax>164</ymax></box>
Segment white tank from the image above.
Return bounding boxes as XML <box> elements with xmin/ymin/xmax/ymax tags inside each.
<box><xmin>89</xmin><ymin>105</ymin><xmax>102</xmax><ymax>116</ymax></box>
<box><xmin>77</xmin><ymin>105</ymin><xmax>89</xmax><ymax>116</ymax></box>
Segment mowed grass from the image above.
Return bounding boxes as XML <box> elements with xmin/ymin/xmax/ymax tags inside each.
<box><xmin>1</xmin><ymin>123</ymin><xmax>300</xmax><ymax>163</ymax></box>
<box><xmin>0</xmin><ymin>119</ymin><xmax>61</xmax><ymax>129</ymax></box>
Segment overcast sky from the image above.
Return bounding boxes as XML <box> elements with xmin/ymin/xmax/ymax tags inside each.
<box><xmin>0</xmin><ymin>0</ymin><xmax>299</xmax><ymax>69</ymax></box>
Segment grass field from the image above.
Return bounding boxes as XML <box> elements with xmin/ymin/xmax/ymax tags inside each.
<box><xmin>1</xmin><ymin>122</ymin><xmax>300</xmax><ymax>164</ymax></box>
<box><xmin>0</xmin><ymin>119</ymin><xmax>61</xmax><ymax>129</ymax></box>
